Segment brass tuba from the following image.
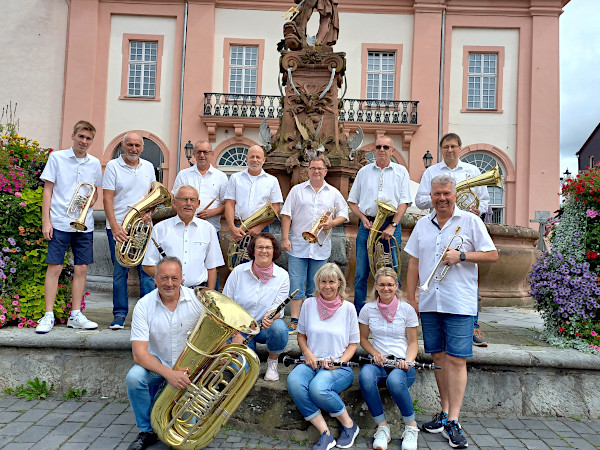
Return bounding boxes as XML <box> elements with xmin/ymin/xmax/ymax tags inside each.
<box><xmin>116</xmin><ymin>181</ymin><xmax>171</xmax><ymax>268</ymax></box>
<box><xmin>151</xmin><ymin>289</ymin><xmax>260</xmax><ymax>450</ymax></box>
<box><xmin>302</xmin><ymin>208</ymin><xmax>336</xmax><ymax>247</ymax></box>
<box><xmin>366</xmin><ymin>201</ymin><xmax>401</xmax><ymax>278</ymax></box>
<box><xmin>227</xmin><ymin>202</ymin><xmax>280</xmax><ymax>271</ymax></box>
<box><xmin>455</xmin><ymin>164</ymin><xmax>504</xmax><ymax>211</ymax></box>
<box><xmin>68</xmin><ymin>182</ymin><xmax>96</xmax><ymax>231</ymax></box>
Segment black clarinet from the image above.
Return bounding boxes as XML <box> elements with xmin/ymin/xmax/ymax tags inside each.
<box><xmin>151</xmin><ymin>237</ymin><xmax>167</xmax><ymax>258</ymax></box>
<box><xmin>282</xmin><ymin>355</ymin><xmax>359</xmax><ymax>368</ymax></box>
<box><xmin>358</xmin><ymin>355</ymin><xmax>441</xmax><ymax>370</ymax></box>
<box><xmin>242</xmin><ymin>289</ymin><xmax>300</xmax><ymax>346</ymax></box>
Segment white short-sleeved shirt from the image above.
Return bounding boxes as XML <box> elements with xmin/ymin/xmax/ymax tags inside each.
<box><xmin>415</xmin><ymin>160</ymin><xmax>490</xmax><ymax>213</ymax></box>
<box><xmin>358</xmin><ymin>301</ymin><xmax>419</xmax><ymax>359</ymax></box>
<box><xmin>172</xmin><ymin>165</ymin><xmax>228</xmax><ymax>231</ymax></box>
<box><xmin>224</xmin><ymin>169</ymin><xmax>283</xmax><ymax>221</ymax></box>
<box><xmin>142</xmin><ymin>216</ymin><xmax>224</xmax><ymax>287</ymax></box>
<box><xmin>102</xmin><ymin>157</ymin><xmax>156</xmax><ymax>229</ymax></box>
<box><xmin>404</xmin><ymin>207</ymin><xmax>496</xmax><ymax>315</ymax></box>
<box><xmin>281</xmin><ymin>180</ymin><xmax>349</xmax><ymax>260</ymax></box>
<box><xmin>222</xmin><ymin>261</ymin><xmax>290</xmax><ymax>321</ymax></box>
<box><xmin>130</xmin><ymin>286</ymin><xmax>204</xmax><ymax>368</ymax></box>
<box><xmin>40</xmin><ymin>148</ymin><xmax>103</xmax><ymax>233</ymax></box>
<box><xmin>347</xmin><ymin>162</ymin><xmax>412</xmax><ymax>217</ymax></box>
<box><xmin>297</xmin><ymin>297</ymin><xmax>360</xmax><ymax>360</ymax></box>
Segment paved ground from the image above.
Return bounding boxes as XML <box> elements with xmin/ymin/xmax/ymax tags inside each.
<box><xmin>0</xmin><ymin>396</ymin><xmax>599</xmax><ymax>449</ymax></box>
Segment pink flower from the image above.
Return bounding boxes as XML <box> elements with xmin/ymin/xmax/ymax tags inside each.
<box><xmin>85</xmin><ymin>291</ymin><xmax>90</xmax><ymax>296</ymax></box>
<box><xmin>12</xmin><ymin>300</ymin><xmax>19</xmax><ymax>306</ymax></box>
<box><xmin>0</xmin><ymin>315</ymin><xmax>5</xmax><ymax>323</ymax></box>
<box><xmin>586</xmin><ymin>209</ymin><xmax>599</xmax><ymax>218</ymax></box>
<box><xmin>27</xmin><ymin>319</ymin><xmax>34</xmax><ymax>326</ymax></box>
<box><xmin>13</xmin><ymin>294</ymin><xmax>19</xmax><ymax>299</ymax></box>
<box><xmin>17</xmin><ymin>323</ymin><xmax>23</xmax><ymax>328</ymax></box>
<box><xmin>14</xmin><ymin>192</ymin><xmax>22</xmax><ymax>198</ymax></box>
<box><xmin>592</xmin><ymin>331</ymin><xmax>598</xmax><ymax>337</ymax></box>
<box><xmin>19</xmin><ymin>202</ymin><xmax>26</xmax><ymax>207</ymax></box>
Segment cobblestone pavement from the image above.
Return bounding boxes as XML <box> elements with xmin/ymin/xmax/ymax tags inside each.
<box><xmin>0</xmin><ymin>397</ymin><xmax>599</xmax><ymax>449</ymax></box>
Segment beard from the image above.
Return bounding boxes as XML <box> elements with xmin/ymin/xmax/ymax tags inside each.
<box><xmin>125</xmin><ymin>153</ymin><xmax>139</xmax><ymax>163</ymax></box>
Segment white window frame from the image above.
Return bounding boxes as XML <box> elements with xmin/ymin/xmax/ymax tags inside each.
<box><xmin>467</xmin><ymin>53</ymin><xmax>497</xmax><ymax>110</ymax></box>
<box><xmin>366</xmin><ymin>51</ymin><xmax>396</xmax><ymax>104</ymax></box>
<box><xmin>128</xmin><ymin>41</ymin><xmax>158</xmax><ymax>98</ymax></box>
<box><xmin>228</xmin><ymin>46</ymin><xmax>258</xmax><ymax>101</ymax></box>
<box><xmin>217</xmin><ymin>146</ymin><xmax>248</xmax><ymax>176</ymax></box>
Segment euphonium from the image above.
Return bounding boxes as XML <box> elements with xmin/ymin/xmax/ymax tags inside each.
<box><xmin>150</xmin><ymin>289</ymin><xmax>260</xmax><ymax>450</ymax></box>
<box><xmin>302</xmin><ymin>208</ymin><xmax>336</xmax><ymax>246</ymax></box>
<box><xmin>455</xmin><ymin>164</ymin><xmax>504</xmax><ymax>211</ymax></box>
<box><xmin>366</xmin><ymin>201</ymin><xmax>401</xmax><ymax>278</ymax></box>
<box><xmin>419</xmin><ymin>226</ymin><xmax>464</xmax><ymax>293</ymax></box>
<box><xmin>68</xmin><ymin>182</ymin><xmax>96</xmax><ymax>231</ymax></box>
<box><xmin>116</xmin><ymin>181</ymin><xmax>171</xmax><ymax>268</ymax></box>
<box><xmin>227</xmin><ymin>202</ymin><xmax>280</xmax><ymax>271</ymax></box>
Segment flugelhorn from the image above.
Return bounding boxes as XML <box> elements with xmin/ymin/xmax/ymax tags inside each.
<box><xmin>367</xmin><ymin>201</ymin><xmax>401</xmax><ymax>278</ymax></box>
<box><xmin>419</xmin><ymin>226</ymin><xmax>463</xmax><ymax>293</ymax></box>
<box><xmin>302</xmin><ymin>208</ymin><xmax>336</xmax><ymax>246</ymax></box>
<box><xmin>455</xmin><ymin>164</ymin><xmax>504</xmax><ymax>211</ymax></box>
<box><xmin>68</xmin><ymin>182</ymin><xmax>96</xmax><ymax>231</ymax></box>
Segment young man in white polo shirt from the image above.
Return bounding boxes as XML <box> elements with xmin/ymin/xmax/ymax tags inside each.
<box><xmin>103</xmin><ymin>132</ymin><xmax>157</xmax><ymax>330</ymax></box>
<box><xmin>37</xmin><ymin>120</ymin><xmax>103</xmax><ymax>334</ymax></box>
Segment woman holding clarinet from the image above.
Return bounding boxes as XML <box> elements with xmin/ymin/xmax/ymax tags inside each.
<box><xmin>358</xmin><ymin>267</ymin><xmax>420</xmax><ymax>450</ymax></box>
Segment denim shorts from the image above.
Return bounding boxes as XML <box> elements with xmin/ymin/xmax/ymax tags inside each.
<box><xmin>46</xmin><ymin>229</ymin><xmax>94</xmax><ymax>265</ymax></box>
<box><xmin>420</xmin><ymin>312</ymin><xmax>474</xmax><ymax>358</ymax></box>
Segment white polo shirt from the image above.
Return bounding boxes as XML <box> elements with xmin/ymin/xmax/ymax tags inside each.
<box><xmin>130</xmin><ymin>286</ymin><xmax>204</xmax><ymax>368</ymax></box>
<box><xmin>224</xmin><ymin>169</ymin><xmax>283</xmax><ymax>221</ymax></box>
<box><xmin>347</xmin><ymin>162</ymin><xmax>412</xmax><ymax>217</ymax></box>
<box><xmin>143</xmin><ymin>216</ymin><xmax>224</xmax><ymax>287</ymax></box>
<box><xmin>102</xmin><ymin>156</ymin><xmax>156</xmax><ymax>229</ymax></box>
<box><xmin>172</xmin><ymin>165</ymin><xmax>228</xmax><ymax>231</ymax></box>
<box><xmin>281</xmin><ymin>180</ymin><xmax>349</xmax><ymax>260</ymax></box>
<box><xmin>40</xmin><ymin>148</ymin><xmax>103</xmax><ymax>233</ymax></box>
<box><xmin>415</xmin><ymin>160</ymin><xmax>490</xmax><ymax>213</ymax></box>
<box><xmin>222</xmin><ymin>261</ymin><xmax>290</xmax><ymax>322</ymax></box>
<box><xmin>404</xmin><ymin>207</ymin><xmax>496</xmax><ymax>316</ymax></box>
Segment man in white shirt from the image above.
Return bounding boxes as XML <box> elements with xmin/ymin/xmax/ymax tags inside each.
<box><xmin>142</xmin><ymin>185</ymin><xmax>224</xmax><ymax>290</ymax></box>
<box><xmin>126</xmin><ymin>256</ymin><xmax>204</xmax><ymax>450</ymax></box>
<box><xmin>281</xmin><ymin>156</ymin><xmax>349</xmax><ymax>332</ymax></box>
<box><xmin>36</xmin><ymin>120</ymin><xmax>103</xmax><ymax>334</ymax></box>
<box><xmin>103</xmin><ymin>132</ymin><xmax>157</xmax><ymax>330</ymax></box>
<box><xmin>347</xmin><ymin>135</ymin><xmax>412</xmax><ymax>313</ymax></box>
<box><xmin>224</xmin><ymin>145</ymin><xmax>283</xmax><ymax>267</ymax></box>
<box><xmin>405</xmin><ymin>174</ymin><xmax>498</xmax><ymax>449</ymax></box>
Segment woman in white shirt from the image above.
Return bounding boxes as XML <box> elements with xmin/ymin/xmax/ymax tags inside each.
<box><xmin>358</xmin><ymin>267</ymin><xmax>420</xmax><ymax>450</ymax></box>
<box><xmin>286</xmin><ymin>263</ymin><xmax>360</xmax><ymax>450</ymax></box>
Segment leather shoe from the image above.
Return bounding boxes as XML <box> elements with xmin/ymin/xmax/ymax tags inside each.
<box><xmin>127</xmin><ymin>431</ymin><xmax>158</xmax><ymax>450</ymax></box>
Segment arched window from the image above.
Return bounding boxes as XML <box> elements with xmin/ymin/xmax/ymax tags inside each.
<box><xmin>112</xmin><ymin>137</ymin><xmax>164</xmax><ymax>182</ymax></box>
<box><xmin>461</xmin><ymin>152</ymin><xmax>505</xmax><ymax>224</ymax></box>
<box><xmin>217</xmin><ymin>146</ymin><xmax>248</xmax><ymax>175</ymax></box>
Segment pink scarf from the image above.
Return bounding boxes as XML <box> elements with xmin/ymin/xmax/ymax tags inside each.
<box><xmin>377</xmin><ymin>295</ymin><xmax>398</xmax><ymax>323</ymax></box>
<box><xmin>252</xmin><ymin>262</ymin><xmax>274</xmax><ymax>283</ymax></box>
<box><xmin>316</xmin><ymin>294</ymin><xmax>342</xmax><ymax>320</ymax></box>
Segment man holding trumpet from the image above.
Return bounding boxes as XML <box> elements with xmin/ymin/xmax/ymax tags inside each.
<box><xmin>405</xmin><ymin>174</ymin><xmax>497</xmax><ymax>449</ymax></box>
<box><xmin>281</xmin><ymin>156</ymin><xmax>348</xmax><ymax>333</ymax></box>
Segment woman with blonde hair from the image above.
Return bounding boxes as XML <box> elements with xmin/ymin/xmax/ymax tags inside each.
<box><xmin>286</xmin><ymin>263</ymin><xmax>360</xmax><ymax>450</ymax></box>
<box><xmin>358</xmin><ymin>267</ymin><xmax>420</xmax><ymax>450</ymax></box>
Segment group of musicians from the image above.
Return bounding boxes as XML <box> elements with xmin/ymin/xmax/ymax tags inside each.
<box><xmin>37</xmin><ymin>121</ymin><xmax>498</xmax><ymax>450</ymax></box>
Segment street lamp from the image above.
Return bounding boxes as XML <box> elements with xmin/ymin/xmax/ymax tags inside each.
<box><xmin>563</xmin><ymin>168</ymin><xmax>571</xmax><ymax>180</ymax></box>
<box><xmin>423</xmin><ymin>150</ymin><xmax>433</xmax><ymax>168</ymax></box>
<box><xmin>184</xmin><ymin>140</ymin><xmax>194</xmax><ymax>166</ymax></box>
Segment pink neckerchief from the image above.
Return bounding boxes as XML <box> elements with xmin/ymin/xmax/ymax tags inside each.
<box><xmin>316</xmin><ymin>294</ymin><xmax>342</xmax><ymax>320</ymax></box>
<box><xmin>377</xmin><ymin>295</ymin><xmax>399</xmax><ymax>323</ymax></box>
<box><xmin>252</xmin><ymin>262</ymin><xmax>274</xmax><ymax>283</ymax></box>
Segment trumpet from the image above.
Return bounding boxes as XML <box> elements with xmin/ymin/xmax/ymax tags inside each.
<box><xmin>68</xmin><ymin>182</ymin><xmax>96</xmax><ymax>231</ymax></box>
<box><xmin>419</xmin><ymin>226</ymin><xmax>464</xmax><ymax>293</ymax></box>
<box><xmin>302</xmin><ymin>208</ymin><xmax>336</xmax><ymax>246</ymax></box>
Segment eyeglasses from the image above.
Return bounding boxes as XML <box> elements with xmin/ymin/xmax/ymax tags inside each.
<box><xmin>175</xmin><ymin>197</ymin><xmax>199</xmax><ymax>203</ymax></box>
<box><xmin>441</xmin><ymin>145</ymin><xmax>460</xmax><ymax>150</ymax></box>
<box><xmin>309</xmin><ymin>167</ymin><xmax>326</xmax><ymax>171</ymax></box>
<box><xmin>195</xmin><ymin>150</ymin><xmax>211</xmax><ymax>155</ymax></box>
<box><xmin>376</xmin><ymin>283</ymin><xmax>397</xmax><ymax>288</ymax></box>
<box><xmin>255</xmin><ymin>246</ymin><xmax>273</xmax><ymax>251</ymax></box>
<box><xmin>375</xmin><ymin>145</ymin><xmax>391</xmax><ymax>150</ymax></box>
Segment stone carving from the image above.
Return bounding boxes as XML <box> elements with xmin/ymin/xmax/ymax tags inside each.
<box><xmin>284</xmin><ymin>0</ymin><xmax>339</xmax><ymax>50</ymax></box>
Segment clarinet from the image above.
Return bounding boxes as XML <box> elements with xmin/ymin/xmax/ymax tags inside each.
<box><xmin>242</xmin><ymin>289</ymin><xmax>300</xmax><ymax>346</ymax></box>
<box><xmin>358</xmin><ymin>355</ymin><xmax>441</xmax><ymax>370</ymax></box>
<box><xmin>151</xmin><ymin>237</ymin><xmax>167</xmax><ymax>258</ymax></box>
<box><xmin>282</xmin><ymin>355</ymin><xmax>359</xmax><ymax>368</ymax></box>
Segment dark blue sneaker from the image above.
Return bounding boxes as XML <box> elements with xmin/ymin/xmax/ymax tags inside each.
<box><xmin>336</xmin><ymin>419</ymin><xmax>359</xmax><ymax>448</ymax></box>
<box><xmin>313</xmin><ymin>430</ymin><xmax>336</xmax><ymax>450</ymax></box>
<box><xmin>110</xmin><ymin>314</ymin><xmax>126</xmax><ymax>330</ymax></box>
<box><xmin>421</xmin><ymin>410</ymin><xmax>448</xmax><ymax>433</ymax></box>
<box><xmin>442</xmin><ymin>420</ymin><xmax>468</xmax><ymax>448</ymax></box>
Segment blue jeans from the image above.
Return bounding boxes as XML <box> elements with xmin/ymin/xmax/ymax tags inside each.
<box><xmin>126</xmin><ymin>364</ymin><xmax>165</xmax><ymax>432</ymax></box>
<box><xmin>354</xmin><ymin>220</ymin><xmax>402</xmax><ymax>312</ymax></box>
<box><xmin>107</xmin><ymin>229</ymin><xmax>155</xmax><ymax>318</ymax></box>
<box><xmin>287</xmin><ymin>364</ymin><xmax>354</xmax><ymax>420</ymax></box>
<box><xmin>287</xmin><ymin>255</ymin><xmax>327</xmax><ymax>299</ymax></box>
<box><xmin>359</xmin><ymin>364</ymin><xmax>416</xmax><ymax>424</ymax></box>
<box><xmin>245</xmin><ymin>318</ymin><xmax>288</xmax><ymax>354</ymax></box>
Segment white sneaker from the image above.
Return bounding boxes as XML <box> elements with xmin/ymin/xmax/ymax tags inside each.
<box><xmin>401</xmin><ymin>425</ymin><xmax>419</xmax><ymax>450</ymax></box>
<box><xmin>264</xmin><ymin>358</ymin><xmax>280</xmax><ymax>381</ymax></box>
<box><xmin>373</xmin><ymin>425</ymin><xmax>391</xmax><ymax>450</ymax></box>
<box><xmin>67</xmin><ymin>312</ymin><xmax>98</xmax><ymax>330</ymax></box>
<box><xmin>35</xmin><ymin>315</ymin><xmax>55</xmax><ymax>334</ymax></box>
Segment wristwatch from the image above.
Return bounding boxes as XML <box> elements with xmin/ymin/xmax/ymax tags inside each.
<box><xmin>391</xmin><ymin>222</ymin><xmax>398</xmax><ymax>228</ymax></box>
<box><xmin>460</xmin><ymin>251</ymin><xmax>467</xmax><ymax>262</ymax></box>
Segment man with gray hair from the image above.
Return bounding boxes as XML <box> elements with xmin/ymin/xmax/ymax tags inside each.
<box><xmin>405</xmin><ymin>174</ymin><xmax>498</xmax><ymax>449</ymax></box>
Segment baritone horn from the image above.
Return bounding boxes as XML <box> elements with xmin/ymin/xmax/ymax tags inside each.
<box><xmin>419</xmin><ymin>226</ymin><xmax>463</xmax><ymax>293</ymax></box>
<box><xmin>68</xmin><ymin>182</ymin><xmax>96</xmax><ymax>231</ymax></box>
<box><xmin>302</xmin><ymin>208</ymin><xmax>336</xmax><ymax>246</ymax></box>
<box><xmin>366</xmin><ymin>201</ymin><xmax>401</xmax><ymax>278</ymax></box>
<box><xmin>455</xmin><ymin>164</ymin><xmax>504</xmax><ymax>211</ymax></box>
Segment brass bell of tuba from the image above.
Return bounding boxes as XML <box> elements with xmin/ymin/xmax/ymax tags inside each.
<box><xmin>227</xmin><ymin>201</ymin><xmax>280</xmax><ymax>271</ymax></box>
<box><xmin>150</xmin><ymin>289</ymin><xmax>260</xmax><ymax>450</ymax></box>
<box><xmin>455</xmin><ymin>164</ymin><xmax>504</xmax><ymax>211</ymax></box>
<box><xmin>366</xmin><ymin>201</ymin><xmax>401</xmax><ymax>278</ymax></box>
<box><xmin>116</xmin><ymin>181</ymin><xmax>171</xmax><ymax>268</ymax></box>
<box><xmin>68</xmin><ymin>182</ymin><xmax>96</xmax><ymax>231</ymax></box>
<box><xmin>302</xmin><ymin>208</ymin><xmax>336</xmax><ymax>247</ymax></box>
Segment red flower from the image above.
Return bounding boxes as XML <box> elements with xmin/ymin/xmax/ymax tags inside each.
<box><xmin>559</xmin><ymin>327</ymin><xmax>564</xmax><ymax>332</ymax></box>
<box><xmin>575</xmin><ymin>332</ymin><xmax>579</xmax><ymax>337</ymax></box>
<box><xmin>587</xmin><ymin>251</ymin><xmax>599</xmax><ymax>260</ymax></box>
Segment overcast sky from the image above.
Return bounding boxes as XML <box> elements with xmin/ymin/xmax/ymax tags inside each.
<box><xmin>560</xmin><ymin>0</ymin><xmax>600</xmax><ymax>174</ymax></box>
